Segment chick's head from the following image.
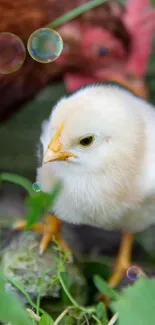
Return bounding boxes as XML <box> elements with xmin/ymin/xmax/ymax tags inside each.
<box><xmin>43</xmin><ymin>85</ymin><xmax>143</xmax><ymax>177</ymax></box>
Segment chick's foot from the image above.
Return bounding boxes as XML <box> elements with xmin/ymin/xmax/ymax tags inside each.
<box><xmin>13</xmin><ymin>215</ymin><xmax>70</xmax><ymax>255</ymax></box>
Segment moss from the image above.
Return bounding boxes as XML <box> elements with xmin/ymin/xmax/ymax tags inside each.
<box><xmin>1</xmin><ymin>232</ymin><xmax>87</xmax><ymax>306</ymax></box>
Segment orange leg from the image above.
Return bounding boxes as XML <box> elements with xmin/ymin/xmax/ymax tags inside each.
<box><xmin>108</xmin><ymin>233</ymin><xmax>135</xmax><ymax>288</ymax></box>
<box><xmin>107</xmin><ymin>74</ymin><xmax>147</xmax><ymax>289</ymax></box>
<box><xmin>97</xmin><ymin>233</ymin><xmax>135</xmax><ymax>305</ymax></box>
<box><xmin>14</xmin><ymin>215</ymin><xmax>70</xmax><ymax>255</ymax></box>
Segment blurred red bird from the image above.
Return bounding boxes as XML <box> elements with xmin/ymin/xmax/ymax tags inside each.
<box><xmin>57</xmin><ymin>0</ymin><xmax>155</xmax><ymax>99</ymax></box>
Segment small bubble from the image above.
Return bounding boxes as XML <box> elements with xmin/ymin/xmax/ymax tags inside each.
<box><xmin>27</xmin><ymin>28</ymin><xmax>63</xmax><ymax>63</ymax></box>
<box><xmin>0</xmin><ymin>32</ymin><xmax>26</xmax><ymax>74</ymax></box>
<box><xmin>126</xmin><ymin>266</ymin><xmax>142</xmax><ymax>281</ymax></box>
<box><xmin>32</xmin><ymin>182</ymin><xmax>42</xmax><ymax>192</ymax></box>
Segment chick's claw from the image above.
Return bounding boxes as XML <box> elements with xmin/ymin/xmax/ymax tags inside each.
<box><xmin>13</xmin><ymin>215</ymin><xmax>71</xmax><ymax>255</ymax></box>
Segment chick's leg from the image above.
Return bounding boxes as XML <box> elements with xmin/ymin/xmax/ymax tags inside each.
<box><xmin>108</xmin><ymin>233</ymin><xmax>135</xmax><ymax>288</ymax></box>
<box><xmin>14</xmin><ymin>215</ymin><xmax>70</xmax><ymax>255</ymax></box>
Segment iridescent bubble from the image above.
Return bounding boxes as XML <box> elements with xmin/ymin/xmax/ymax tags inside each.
<box><xmin>126</xmin><ymin>266</ymin><xmax>142</xmax><ymax>281</ymax></box>
<box><xmin>32</xmin><ymin>182</ymin><xmax>42</xmax><ymax>192</ymax></box>
<box><xmin>0</xmin><ymin>32</ymin><xmax>26</xmax><ymax>74</ymax></box>
<box><xmin>27</xmin><ymin>28</ymin><xmax>63</xmax><ymax>63</ymax></box>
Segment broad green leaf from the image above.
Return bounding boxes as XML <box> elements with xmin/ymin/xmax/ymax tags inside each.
<box><xmin>94</xmin><ymin>275</ymin><xmax>119</xmax><ymax>300</ymax></box>
<box><xmin>151</xmin><ymin>0</ymin><xmax>155</xmax><ymax>6</ymax></box>
<box><xmin>0</xmin><ymin>272</ymin><xmax>33</xmax><ymax>325</ymax></box>
<box><xmin>111</xmin><ymin>277</ymin><xmax>155</xmax><ymax>325</ymax></box>
<box><xmin>39</xmin><ymin>313</ymin><xmax>54</xmax><ymax>325</ymax></box>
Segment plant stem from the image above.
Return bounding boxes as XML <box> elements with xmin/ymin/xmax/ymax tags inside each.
<box><xmin>54</xmin><ymin>306</ymin><xmax>72</xmax><ymax>325</ymax></box>
<box><xmin>47</xmin><ymin>0</ymin><xmax>107</xmax><ymax>29</ymax></box>
<box><xmin>92</xmin><ymin>314</ymin><xmax>103</xmax><ymax>325</ymax></box>
<box><xmin>58</xmin><ymin>272</ymin><xmax>103</xmax><ymax>324</ymax></box>
<box><xmin>58</xmin><ymin>272</ymin><xmax>81</xmax><ymax>309</ymax></box>
<box><xmin>5</xmin><ymin>275</ymin><xmax>44</xmax><ymax>314</ymax></box>
<box><xmin>36</xmin><ymin>267</ymin><xmax>55</xmax><ymax>316</ymax></box>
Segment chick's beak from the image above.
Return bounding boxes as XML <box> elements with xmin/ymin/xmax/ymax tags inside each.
<box><xmin>43</xmin><ymin>124</ymin><xmax>77</xmax><ymax>164</ymax></box>
<box><xmin>44</xmin><ymin>148</ymin><xmax>77</xmax><ymax>164</ymax></box>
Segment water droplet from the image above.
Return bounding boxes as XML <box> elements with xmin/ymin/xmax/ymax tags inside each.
<box><xmin>27</xmin><ymin>28</ymin><xmax>63</xmax><ymax>63</ymax></box>
<box><xmin>32</xmin><ymin>182</ymin><xmax>42</xmax><ymax>192</ymax></box>
<box><xmin>126</xmin><ymin>266</ymin><xmax>142</xmax><ymax>281</ymax></box>
<box><xmin>0</xmin><ymin>32</ymin><xmax>26</xmax><ymax>74</ymax></box>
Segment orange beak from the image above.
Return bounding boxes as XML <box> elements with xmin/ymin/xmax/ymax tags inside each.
<box><xmin>43</xmin><ymin>124</ymin><xmax>77</xmax><ymax>164</ymax></box>
<box><xmin>44</xmin><ymin>149</ymin><xmax>77</xmax><ymax>163</ymax></box>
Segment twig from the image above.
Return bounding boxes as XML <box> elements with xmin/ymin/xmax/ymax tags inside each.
<box><xmin>84</xmin><ymin>315</ymin><xmax>90</xmax><ymax>325</ymax></box>
<box><xmin>80</xmin><ymin>315</ymin><xmax>90</xmax><ymax>325</ymax></box>
<box><xmin>108</xmin><ymin>313</ymin><xmax>119</xmax><ymax>325</ymax></box>
<box><xmin>27</xmin><ymin>309</ymin><xmax>40</xmax><ymax>323</ymax></box>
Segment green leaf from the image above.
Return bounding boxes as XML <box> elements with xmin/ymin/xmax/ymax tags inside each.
<box><xmin>82</xmin><ymin>258</ymin><xmax>111</xmax><ymax>281</ymax></box>
<box><xmin>0</xmin><ymin>172</ymin><xmax>34</xmax><ymax>196</ymax></box>
<box><xmin>0</xmin><ymin>271</ymin><xmax>33</xmax><ymax>325</ymax></box>
<box><xmin>0</xmin><ymin>271</ymin><xmax>5</xmax><ymax>290</ymax></box>
<box><xmin>96</xmin><ymin>302</ymin><xmax>108</xmax><ymax>324</ymax></box>
<box><xmin>60</xmin><ymin>272</ymin><xmax>70</xmax><ymax>289</ymax></box>
<box><xmin>0</xmin><ymin>172</ymin><xmax>62</xmax><ymax>229</ymax></box>
<box><xmin>48</xmin><ymin>0</ymin><xmax>106</xmax><ymax>29</ymax></box>
<box><xmin>111</xmin><ymin>276</ymin><xmax>155</xmax><ymax>325</ymax></box>
<box><xmin>26</xmin><ymin>180</ymin><xmax>62</xmax><ymax>227</ymax></box>
<box><xmin>151</xmin><ymin>0</ymin><xmax>155</xmax><ymax>6</ymax></box>
<box><xmin>136</xmin><ymin>233</ymin><xmax>155</xmax><ymax>266</ymax></box>
<box><xmin>94</xmin><ymin>275</ymin><xmax>119</xmax><ymax>300</ymax></box>
<box><xmin>58</xmin><ymin>315</ymin><xmax>75</xmax><ymax>325</ymax></box>
<box><xmin>39</xmin><ymin>313</ymin><xmax>54</xmax><ymax>325</ymax></box>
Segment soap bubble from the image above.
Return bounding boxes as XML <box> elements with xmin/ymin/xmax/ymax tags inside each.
<box><xmin>27</xmin><ymin>28</ymin><xmax>63</xmax><ymax>63</ymax></box>
<box><xmin>0</xmin><ymin>32</ymin><xmax>26</xmax><ymax>74</ymax></box>
<box><xmin>126</xmin><ymin>266</ymin><xmax>142</xmax><ymax>281</ymax></box>
<box><xmin>32</xmin><ymin>182</ymin><xmax>42</xmax><ymax>192</ymax></box>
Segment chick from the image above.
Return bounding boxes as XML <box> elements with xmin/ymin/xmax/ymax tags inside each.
<box><xmin>36</xmin><ymin>83</ymin><xmax>155</xmax><ymax>287</ymax></box>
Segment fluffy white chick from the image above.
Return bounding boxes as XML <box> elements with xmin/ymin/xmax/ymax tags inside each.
<box><xmin>37</xmin><ymin>84</ymin><xmax>155</xmax><ymax>234</ymax></box>
<box><xmin>36</xmin><ymin>83</ymin><xmax>155</xmax><ymax>287</ymax></box>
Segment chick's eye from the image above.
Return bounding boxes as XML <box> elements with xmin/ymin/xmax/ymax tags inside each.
<box><xmin>79</xmin><ymin>135</ymin><xmax>95</xmax><ymax>147</ymax></box>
